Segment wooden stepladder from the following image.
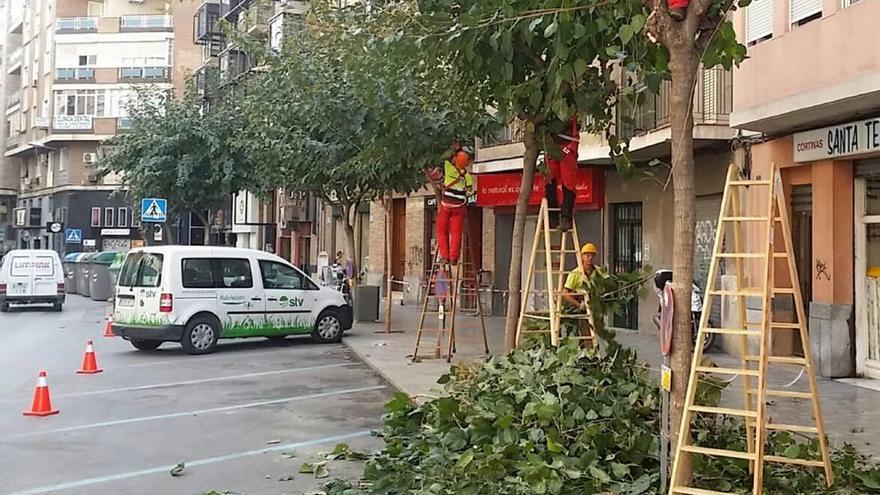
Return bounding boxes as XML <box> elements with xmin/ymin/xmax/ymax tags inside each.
<box><xmin>669</xmin><ymin>164</ymin><xmax>833</xmax><ymax>495</ymax></box>
<box><xmin>411</xmin><ymin>214</ymin><xmax>489</xmax><ymax>363</ymax></box>
<box><xmin>515</xmin><ymin>199</ymin><xmax>596</xmax><ymax>348</ymax></box>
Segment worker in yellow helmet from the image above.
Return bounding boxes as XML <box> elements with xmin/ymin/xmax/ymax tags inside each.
<box><xmin>562</xmin><ymin>242</ymin><xmax>598</xmax><ymax>309</ymax></box>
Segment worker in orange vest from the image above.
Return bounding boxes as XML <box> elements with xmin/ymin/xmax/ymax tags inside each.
<box><xmin>436</xmin><ymin>149</ymin><xmax>474</xmax><ymax>265</ymax></box>
<box><xmin>544</xmin><ymin>116</ymin><xmax>580</xmax><ymax>232</ymax></box>
<box><xmin>668</xmin><ymin>0</ymin><xmax>689</xmax><ymax>20</ymax></box>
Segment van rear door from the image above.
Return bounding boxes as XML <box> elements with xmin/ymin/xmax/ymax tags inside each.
<box><xmin>7</xmin><ymin>254</ymin><xmax>56</xmax><ymax>297</ymax></box>
<box><xmin>31</xmin><ymin>254</ymin><xmax>58</xmax><ymax>297</ymax></box>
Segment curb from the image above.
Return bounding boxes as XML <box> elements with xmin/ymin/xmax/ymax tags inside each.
<box><xmin>343</xmin><ymin>338</ymin><xmax>411</xmax><ymax>395</ymax></box>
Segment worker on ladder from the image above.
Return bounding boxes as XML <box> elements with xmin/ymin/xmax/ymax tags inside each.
<box><xmin>562</xmin><ymin>242</ymin><xmax>599</xmax><ymax>343</ymax></box>
<box><xmin>435</xmin><ymin>147</ymin><xmax>474</xmax><ymax>266</ymax></box>
<box><xmin>544</xmin><ymin>116</ymin><xmax>580</xmax><ymax>232</ymax></box>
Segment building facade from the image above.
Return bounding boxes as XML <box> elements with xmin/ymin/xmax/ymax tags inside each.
<box><xmin>732</xmin><ymin>0</ymin><xmax>879</xmax><ymax>378</ymax></box>
<box><xmin>2</xmin><ymin>0</ymin><xmax>200</xmax><ymax>255</ymax></box>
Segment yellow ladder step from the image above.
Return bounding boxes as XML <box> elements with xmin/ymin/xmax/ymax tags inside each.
<box><xmin>744</xmin><ymin>321</ymin><xmax>802</xmax><ymax>328</ymax></box>
<box><xmin>708</xmin><ymin>289</ymin><xmax>765</xmax><ymax>297</ymax></box>
<box><xmin>716</xmin><ymin>253</ymin><xmax>767</xmax><ymax>259</ymax></box>
<box><xmin>721</xmin><ymin>216</ymin><xmax>782</xmax><ymax>222</ymax></box>
<box><xmin>749</xmin><ymin>388</ymin><xmax>812</xmax><ymax>399</ymax></box>
<box><xmin>689</xmin><ymin>405</ymin><xmax>757</xmax><ymax>418</ymax></box>
<box><xmin>702</xmin><ymin>328</ymin><xmax>761</xmax><ymax>336</ymax></box>
<box><xmin>696</xmin><ymin>366</ymin><xmax>759</xmax><ymax>377</ymax></box>
<box><xmin>672</xmin><ymin>486</ymin><xmax>740</xmax><ymax>495</ymax></box>
<box><xmin>766</xmin><ymin>423</ymin><xmax>819</xmax><ymax>434</ymax></box>
<box><xmin>744</xmin><ymin>355</ymin><xmax>808</xmax><ymax>365</ymax></box>
<box><xmin>681</xmin><ymin>445</ymin><xmax>756</xmax><ymax>460</ymax></box>
<box><xmin>765</xmin><ymin>455</ymin><xmax>826</xmax><ymax>468</ymax></box>
<box><xmin>729</xmin><ymin>179</ymin><xmax>772</xmax><ymax>186</ymax></box>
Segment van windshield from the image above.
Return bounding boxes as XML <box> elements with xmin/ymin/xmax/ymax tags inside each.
<box><xmin>10</xmin><ymin>256</ymin><xmax>55</xmax><ymax>277</ymax></box>
<box><xmin>118</xmin><ymin>253</ymin><xmax>163</xmax><ymax>287</ymax></box>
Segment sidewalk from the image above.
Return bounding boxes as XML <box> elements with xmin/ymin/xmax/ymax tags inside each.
<box><xmin>345</xmin><ymin>302</ymin><xmax>880</xmax><ymax>457</ymax></box>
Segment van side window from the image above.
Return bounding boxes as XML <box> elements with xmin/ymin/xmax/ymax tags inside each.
<box><xmin>118</xmin><ymin>253</ymin><xmax>142</xmax><ymax>287</ymax></box>
<box><xmin>137</xmin><ymin>254</ymin><xmax>163</xmax><ymax>287</ymax></box>
<box><xmin>259</xmin><ymin>260</ymin><xmax>317</xmax><ymax>290</ymax></box>
<box><xmin>182</xmin><ymin>259</ymin><xmax>214</xmax><ymax>288</ymax></box>
<box><xmin>217</xmin><ymin>259</ymin><xmax>252</xmax><ymax>288</ymax></box>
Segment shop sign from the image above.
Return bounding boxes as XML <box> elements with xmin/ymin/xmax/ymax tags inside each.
<box><xmin>794</xmin><ymin>116</ymin><xmax>880</xmax><ymax>162</ymax></box>
<box><xmin>83</xmin><ymin>239</ymin><xmax>96</xmax><ymax>247</ymax></box>
<box><xmin>476</xmin><ymin>168</ymin><xmax>600</xmax><ymax>208</ymax></box>
<box><xmin>100</xmin><ymin>228</ymin><xmax>130</xmax><ymax>236</ymax></box>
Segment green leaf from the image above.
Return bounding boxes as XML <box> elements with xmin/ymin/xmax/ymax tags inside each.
<box><xmin>611</xmin><ymin>462</ymin><xmax>629</xmax><ymax>478</ymax></box>
<box><xmin>573</xmin><ymin>59</ymin><xmax>588</xmax><ymax>78</ymax></box>
<box><xmin>618</xmin><ymin>25</ymin><xmax>634</xmax><ymax>44</ymax></box>
<box><xmin>589</xmin><ymin>465</ymin><xmax>611</xmax><ymax>483</ymax></box>
<box><xmin>543</xmin><ymin>22</ymin><xmax>557</xmax><ymax>38</ymax></box>
<box><xmin>455</xmin><ymin>449</ymin><xmax>474</xmax><ymax>470</ymax></box>
<box><xmin>783</xmin><ymin>444</ymin><xmax>802</xmax><ymax>459</ymax></box>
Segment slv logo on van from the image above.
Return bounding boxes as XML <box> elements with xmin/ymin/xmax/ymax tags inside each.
<box><xmin>278</xmin><ymin>295</ymin><xmax>304</xmax><ymax>308</ymax></box>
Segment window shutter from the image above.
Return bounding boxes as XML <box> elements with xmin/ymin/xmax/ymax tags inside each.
<box><xmin>702</xmin><ymin>68</ymin><xmax>718</xmax><ymax>117</ymax></box>
<box><xmin>746</xmin><ymin>0</ymin><xmax>773</xmax><ymax>43</ymax></box>
<box><xmin>790</xmin><ymin>0</ymin><xmax>822</xmax><ymax>24</ymax></box>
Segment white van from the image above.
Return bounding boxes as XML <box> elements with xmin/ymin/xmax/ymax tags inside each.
<box><xmin>111</xmin><ymin>246</ymin><xmax>353</xmax><ymax>354</ymax></box>
<box><xmin>0</xmin><ymin>249</ymin><xmax>65</xmax><ymax>312</ymax></box>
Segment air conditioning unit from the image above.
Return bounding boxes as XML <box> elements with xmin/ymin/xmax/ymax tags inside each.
<box><xmin>82</xmin><ymin>152</ymin><xmax>97</xmax><ymax>164</ymax></box>
<box><xmin>86</xmin><ymin>173</ymin><xmax>99</xmax><ymax>183</ymax></box>
<box><xmin>22</xmin><ymin>177</ymin><xmax>31</xmax><ymax>186</ymax></box>
<box><xmin>129</xmin><ymin>0</ymin><xmax>144</xmax><ymax>3</ymax></box>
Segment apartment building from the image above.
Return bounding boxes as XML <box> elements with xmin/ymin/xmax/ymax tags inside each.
<box><xmin>732</xmin><ymin>0</ymin><xmax>880</xmax><ymax>379</ymax></box>
<box><xmin>367</xmin><ymin>67</ymin><xmax>735</xmax><ymax>327</ymax></box>
<box><xmin>0</xmin><ymin>0</ymin><xmax>12</xmax><ymax>254</ymax></box>
<box><xmin>3</xmin><ymin>0</ymin><xmax>199</xmax><ymax>254</ymax></box>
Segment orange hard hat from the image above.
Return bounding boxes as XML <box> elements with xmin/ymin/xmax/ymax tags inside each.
<box><xmin>452</xmin><ymin>150</ymin><xmax>471</xmax><ymax>170</ymax></box>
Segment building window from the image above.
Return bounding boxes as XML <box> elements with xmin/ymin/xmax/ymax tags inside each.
<box><xmin>118</xmin><ymin>207</ymin><xmax>129</xmax><ymax>228</ymax></box>
<box><xmin>87</xmin><ymin>1</ymin><xmax>103</xmax><ymax>16</ymax></box>
<box><xmin>746</xmin><ymin>0</ymin><xmax>773</xmax><ymax>45</ymax></box>
<box><xmin>61</xmin><ymin>207</ymin><xmax>68</xmax><ymax>223</ymax></box>
<box><xmin>58</xmin><ymin>148</ymin><xmax>67</xmax><ymax>171</ymax></box>
<box><xmin>790</xmin><ymin>0</ymin><xmax>822</xmax><ymax>27</ymax></box>
<box><xmin>91</xmin><ymin>207</ymin><xmax>101</xmax><ymax>227</ymax></box>
<box><xmin>132</xmin><ymin>212</ymin><xmax>141</xmax><ymax>228</ymax></box>
<box><xmin>842</xmin><ymin>0</ymin><xmax>861</xmax><ymax>7</ymax></box>
<box><xmin>104</xmin><ymin>207</ymin><xmax>114</xmax><ymax>227</ymax></box>
<box><xmin>78</xmin><ymin>54</ymin><xmax>96</xmax><ymax>66</ymax></box>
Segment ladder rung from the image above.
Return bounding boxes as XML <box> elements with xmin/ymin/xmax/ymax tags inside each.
<box><xmin>681</xmin><ymin>445</ymin><xmax>755</xmax><ymax>461</ymax></box>
<box><xmin>729</xmin><ymin>180</ymin><xmax>771</xmax><ymax>186</ymax></box>
<box><xmin>703</xmin><ymin>328</ymin><xmax>761</xmax><ymax>336</ymax></box>
<box><xmin>773</xmin><ymin>287</ymin><xmax>796</xmax><ymax>294</ymax></box>
<box><xmin>672</xmin><ymin>486</ymin><xmax>740</xmax><ymax>495</ymax></box>
<box><xmin>765</xmin><ymin>455</ymin><xmax>825</xmax><ymax>468</ymax></box>
<box><xmin>523</xmin><ymin>314</ymin><xmax>552</xmax><ymax>321</ymax></box>
<box><xmin>695</xmin><ymin>366</ymin><xmax>759</xmax><ymax>377</ymax></box>
<box><xmin>721</xmin><ymin>216</ymin><xmax>782</xmax><ymax>222</ymax></box>
<box><xmin>766</xmin><ymin>423</ymin><xmax>819</xmax><ymax>434</ymax></box>
<box><xmin>708</xmin><ymin>289</ymin><xmax>764</xmax><ymax>297</ymax></box>
<box><xmin>750</xmin><ymin>389</ymin><xmax>812</xmax><ymax>399</ymax></box>
<box><xmin>744</xmin><ymin>321</ymin><xmax>801</xmax><ymax>328</ymax></box>
<box><xmin>744</xmin><ymin>355</ymin><xmax>807</xmax><ymax>365</ymax></box>
<box><xmin>560</xmin><ymin>314</ymin><xmax>594</xmax><ymax>320</ymax></box>
<box><xmin>519</xmin><ymin>329</ymin><xmax>549</xmax><ymax>334</ymax></box>
<box><xmin>689</xmin><ymin>405</ymin><xmax>757</xmax><ymax>418</ymax></box>
<box><xmin>716</xmin><ymin>253</ymin><xmax>767</xmax><ymax>259</ymax></box>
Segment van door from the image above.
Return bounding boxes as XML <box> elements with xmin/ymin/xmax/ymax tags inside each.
<box><xmin>258</xmin><ymin>259</ymin><xmax>317</xmax><ymax>336</ymax></box>
<box><xmin>115</xmin><ymin>252</ymin><xmax>165</xmax><ymax>326</ymax></box>
<box><xmin>210</xmin><ymin>257</ymin><xmax>260</xmax><ymax>337</ymax></box>
<box><xmin>7</xmin><ymin>254</ymin><xmax>56</xmax><ymax>298</ymax></box>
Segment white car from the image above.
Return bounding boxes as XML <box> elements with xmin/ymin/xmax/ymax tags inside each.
<box><xmin>0</xmin><ymin>249</ymin><xmax>65</xmax><ymax>312</ymax></box>
<box><xmin>111</xmin><ymin>246</ymin><xmax>353</xmax><ymax>354</ymax></box>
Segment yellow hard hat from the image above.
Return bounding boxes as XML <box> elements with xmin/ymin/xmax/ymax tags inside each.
<box><xmin>581</xmin><ymin>243</ymin><xmax>598</xmax><ymax>254</ymax></box>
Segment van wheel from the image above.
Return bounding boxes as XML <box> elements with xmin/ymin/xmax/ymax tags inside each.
<box><xmin>52</xmin><ymin>302</ymin><xmax>62</xmax><ymax>312</ymax></box>
<box><xmin>0</xmin><ymin>302</ymin><xmax>8</xmax><ymax>312</ymax></box>
<box><xmin>181</xmin><ymin>316</ymin><xmax>219</xmax><ymax>355</ymax></box>
<box><xmin>312</xmin><ymin>310</ymin><xmax>343</xmax><ymax>344</ymax></box>
<box><xmin>130</xmin><ymin>339</ymin><xmax>162</xmax><ymax>351</ymax></box>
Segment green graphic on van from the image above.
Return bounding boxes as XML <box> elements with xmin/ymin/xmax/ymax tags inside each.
<box><xmin>221</xmin><ymin>315</ymin><xmax>312</xmax><ymax>338</ymax></box>
<box><xmin>278</xmin><ymin>295</ymin><xmax>304</xmax><ymax>308</ymax></box>
<box><xmin>114</xmin><ymin>314</ymin><xmax>170</xmax><ymax>327</ymax></box>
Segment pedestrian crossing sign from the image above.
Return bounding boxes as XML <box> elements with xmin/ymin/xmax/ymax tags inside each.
<box><xmin>141</xmin><ymin>198</ymin><xmax>167</xmax><ymax>223</ymax></box>
<box><xmin>65</xmin><ymin>229</ymin><xmax>82</xmax><ymax>244</ymax></box>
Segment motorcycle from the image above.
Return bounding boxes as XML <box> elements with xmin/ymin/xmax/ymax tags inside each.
<box><xmin>651</xmin><ymin>269</ymin><xmax>716</xmax><ymax>352</ymax></box>
<box><xmin>328</xmin><ymin>263</ymin><xmax>353</xmax><ymax>305</ymax></box>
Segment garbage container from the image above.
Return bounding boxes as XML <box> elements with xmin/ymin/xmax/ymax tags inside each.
<box><xmin>63</xmin><ymin>253</ymin><xmax>81</xmax><ymax>294</ymax></box>
<box><xmin>78</xmin><ymin>253</ymin><xmax>96</xmax><ymax>298</ymax></box>
<box><xmin>108</xmin><ymin>251</ymin><xmax>126</xmax><ymax>287</ymax></box>
<box><xmin>90</xmin><ymin>251</ymin><xmax>118</xmax><ymax>302</ymax></box>
<box><xmin>354</xmin><ymin>285</ymin><xmax>380</xmax><ymax>322</ymax></box>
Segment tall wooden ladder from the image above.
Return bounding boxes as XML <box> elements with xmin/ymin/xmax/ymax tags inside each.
<box><xmin>515</xmin><ymin>198</ymin><xmax>596</xmax><ymax>348</ymax></box>
<box><xmin>669</xmin><ymin>164</ymin><xmax>833</xmax><ymax>495</ymax></box>
<box><xmin>411</xmin><ymin>214</ymin><xmax>489</xmax><ymax>363</ymax></box>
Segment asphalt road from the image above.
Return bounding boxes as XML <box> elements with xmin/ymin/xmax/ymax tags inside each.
<box><xmin>0</xmin><ymin>295</ymin><xmax>391</xmax><ymax>495</ymax></box>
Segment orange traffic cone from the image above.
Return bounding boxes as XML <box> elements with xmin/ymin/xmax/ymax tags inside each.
<box><xmin>23</xmin><ymin>370</ymin><xmax>59</xmax><ymax>417</ymax></box>
<box><xmin>103</xmin><ymin>314</ymin><xmax>115</xmax><ymax>338</ymax></box>
<box><xmin>77</xmin><ymin>340</ymin><xmax>103</xmax><ymax>374</ymax></box>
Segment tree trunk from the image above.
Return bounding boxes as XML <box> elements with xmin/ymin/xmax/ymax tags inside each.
<box><xmin>503</xmin><ymin>123</ymin><xmax>540</xmax><ymax>353</ymax></box>
<box><xmin>194</xmin><ymin>210</ymin><xmax>211</xmax><ymax>246</ymax></box>
<box><xmin>668</xmin><ymin>41</ymin><xmax>700</xmax><ymax>486</ymax></box>
<box><xmin>384</xmin><ymin>196</ymin><xmax>394</xmax><ymax>334</ymax></box>
<box><xmin>162</xmin><ymin>219</ymin><xmax>177</xmax><ymax>245</ymax></box>
<box><xmin>342</xmin><ymin>202</ymin><xmax>358</xmax><ymax>286</ymax></box>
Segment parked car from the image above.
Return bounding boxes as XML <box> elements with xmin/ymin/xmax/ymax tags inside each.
<box><xmin>111</xmin><ymin>246</ymin><xmax>353</xmax><ymax>354</ymax></box>
<box><xmin>0</xmin><ymin>249</ymin><xmax>65</xmax><ymax>312</ymax></box>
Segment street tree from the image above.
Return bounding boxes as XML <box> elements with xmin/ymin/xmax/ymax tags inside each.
<box><xmin>644</xmin><ymin>0</ymin><xmax>749</xmax><ymax>483</ymax></box>
<box><xmin>234</xmin><ymin>4</ymin><xmax>494</xmax><ymax>285</ymax></box>
<box><xmin>99</xmin><ymin>88</ymin><xmax>264</xmax><ymax>244</ymax></box>
<box><xmin>412</xmin><ymin>0</ymin><xmax>665</xmax><ymax>352</ymax></box>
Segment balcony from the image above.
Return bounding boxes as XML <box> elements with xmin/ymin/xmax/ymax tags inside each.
<box><xmin>6</xmin><ymin>134</ymin><xmax>19</xmax><ymax>150</ymax></box>
<box><xmin>117</xmin><ymin>117</ymin><xmax>132</xmax><ymax>130</ymax></box>
<box><xmin>219</xmin><ymin>50</ymin><xmax>253</xmax><ymax>82</ymax></box>
<box><xmin>238</xmin><ymin>3</ymin><xmax>270</xmax><ymax>37</ymax></box>
<box><xmin>56</xmin><ymin>67</ymin><xmax>96</xmax><ymax>82</ymax></box>
<box><xmin>56</xmin><ymin>17</ymin><xmax>98</xmax><ymax>33</ymax></box>
<box><xmin>53</xmin><ymin>115</ymin><xmax>93</xmax><ymax>131</ymax></box>
<box><xmin>617</xmin><ymin>66</ymin><xmax>732</xmax><ymax>140</ymax></box>
<box><xmin>118</xmin><ymin>67</ymin><xmax>171</xmax><ymax>81</ymax></box>
<box><xmin>194</xmin><ymin>2</ymin><xmax>223</xmax><ymax>44</ymax></box>
<box><xmin>120</xmin><ymin>15</ymin><xmax>173</xmax><ymax>31</ymax></box>
<box><xmin>7</xmin><ymin>47</ymin><xmax>22</xmax><ymax>72</ymax></box>
<box><xmin>6</xmin><ymin>92</ymin><xmax>21</xmax><ymax>110</ymax></box>
<box><xmin>195</xmin><ymin>65</ymin><xmax>220</xmax><ymax>97</ymax></box>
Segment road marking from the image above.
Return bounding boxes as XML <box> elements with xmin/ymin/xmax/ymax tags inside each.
<box><xmin>5</xmin><ymin>430</ymin><xmax>373</xmax><ymax>495</ymax></box>
<box><xmin>54</xmin><ymin>362</ymin><xmax>361</xmax><ymax>398</ymax></box>
<box><xmin>3</xmin><ymin>385</ymin><xmax>387</xmax><ymax>440</ymax></box>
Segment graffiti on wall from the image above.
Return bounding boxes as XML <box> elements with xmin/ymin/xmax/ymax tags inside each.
<box><xmin>816</xmin><ymin>258</ymin><xmax>831</xmax><ymax>281</ymax></box>
<box><xmin>407</xmin><ymin>244</ymin><xmax>424</xmax><ymax>274</ymax></box>
<box><xmin>694</xmin><ymin>219</ymin><xmax>724</xmax><ymax>284</ymax></box>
